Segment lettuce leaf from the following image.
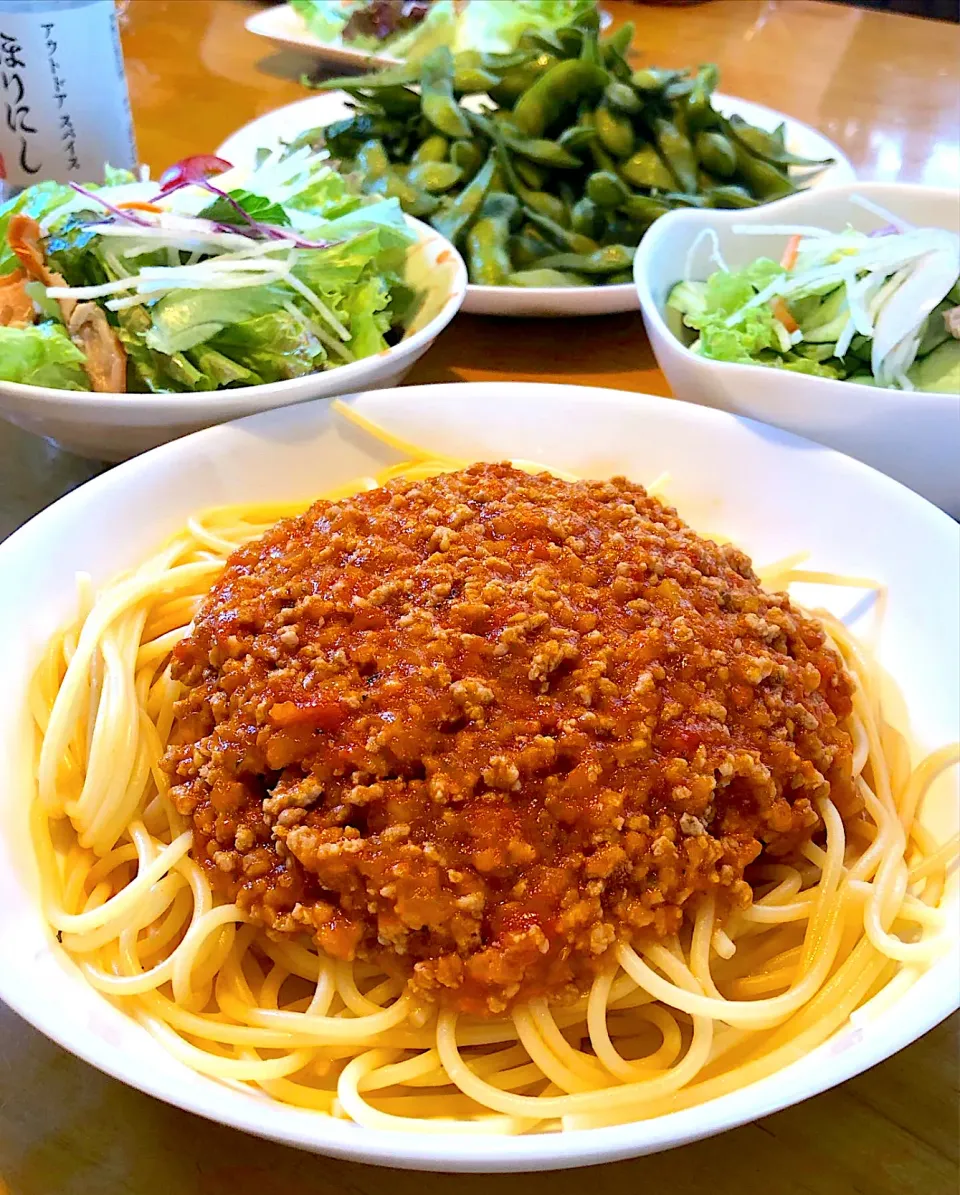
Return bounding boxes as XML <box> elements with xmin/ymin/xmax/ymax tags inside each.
<box><xmin>452</xmin><ymin>0</ymin><xmax>596</xmax><ymax>53</ymax></box>
<box><xmin>208</xmin><ymin>311</ymin><xmax>326</xmax><ymax>381</ymax></box>
<box><xmin>671</xmin><ymin>259</ymin><xmax>786</xmax><ymax>364</ymax></box>
<box><xmin>185</xmin><ymin>345</ymin><xmax>264</xmax><ymax>389</ymax></box>
<box><xmin>144</xmin><ymin>286</ymin><xmax>288</xmax><ymax>355</ymax></box>
<box><xmin>0</xmin><ymin>323</ymin><xmax>91</xmax><ymax>390</ymax></box>
<box><xmin>388</xmin><ymin>1</ymin><xmax>457</xmax><ymax>62</ymax></box>
<box><xmin>290</xmin><ymin>0</ymin><xmax>357</xmax><ymax>43</ymax></box>
<box><xmin>339</xmin><ymin>274</ymin><xmax>393</xmax><ymax>359</ymax></box>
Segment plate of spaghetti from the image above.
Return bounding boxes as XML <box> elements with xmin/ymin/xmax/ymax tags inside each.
<box><xmin>0</xmin><ymin>383</ymin><xmax>956</xmax><ymax>1171</ymax></box>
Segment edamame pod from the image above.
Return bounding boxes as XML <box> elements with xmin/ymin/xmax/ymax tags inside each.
<box><xmin>595</xmin><ymin>103</ymin><xmax>636</xmax><ymax>159</ymax></box>
<box><xmin>420</xmin><ymin>48</ymin><xmax>471</xmax><ymax>139</ymax></box>
<box><xmin>467</xmin><ymin>193</ymin><xmax>518</xmax><ymax>286</ymax></box>
<box><xmin>507</xmin><ymin>269</ymin><xmax>590</xmax><ymax>287</ymax></box>
<box><xmin>571</xmin><ymin>196</ymin><xmax>602</xmax><ymax>239</ymax></box>
<box><xmin>412</xmin><ymin>135</ymin><xmax>449</xmax><ymax>164</ymax></box>
<box><xmin>406</xmin><ymin>161</ymin><xmax>464</xmax><ymax>193</ymax></box>
<box><xmin>586</xmin><ymin>170</ymin><xmax>631</xmax><ymax>209</ymax></box>
<box><xmin>450</xmin><ymin>140</ymin><xmax>483</xmax><ymax>179</ymax></box>
<box><xmin>694</xmin><ymin>130</ymin><xmax>737</xmax><ymax>178</ymax></box>
<box><xmin>604</xmin><ymin>80</ymin><xmax>642</xmax><ymax>115</ymax></box>
<box><xmin>619</xmin><ymin>145</ymin><xmax>675</xmax><ymax>191</ymax></box>
<box><xmin>536</xmin><ymin>244</ymin><xmax>636</xmax><ymax>275</ymax></box>
<box><xmin>430</xmin><ymin>154</ymin><xmax>497</xmax><ymax>244</ymax></box>
<box><xmin>512</xmin><ymin>59</ymin><xmax>607</xmax><ymax>137</ymax></box>
<box><xmin>651</xmin><ymin>117</ymin><xmax>698</xmax><ymax>193</ymax></box>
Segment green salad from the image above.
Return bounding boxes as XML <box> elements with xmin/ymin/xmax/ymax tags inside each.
<box><xmin>667</xmin><ymin>200</ymin><xmax>960</xmax><ymax>392</ymax></box>
<box><xmin>0</xmin><ymin>149</ymin><xmax>418</xmax><ymax>393</ymax></box>
<box><xmin>291</xmin><ymin>0</ymin><xmax>598</xmax><ymax>62</ymax></box>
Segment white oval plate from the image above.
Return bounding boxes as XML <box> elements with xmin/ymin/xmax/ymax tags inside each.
<box><xmin>217</xmin><ymin>93</ymin><xmax>855</xmax><ymax>318</ymax></box>
<box><xmin>0</xmin><ymin>383</ymin><xmax>956</xmax><ymax>1172</ymax></box>
<box><xmin>245</xmin><ymin>2</ymin><xmax>400</xmax><ymax>70</ymax></box>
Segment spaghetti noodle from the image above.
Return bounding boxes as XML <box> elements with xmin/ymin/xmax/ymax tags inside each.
<box><xmin>30</xmin><ymin>401</ymin><xmax>959</xmax><ymax>1134</ymax></box>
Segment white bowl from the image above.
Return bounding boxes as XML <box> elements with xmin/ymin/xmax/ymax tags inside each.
<box><xmin>0</xmin><ymin>217</ymin><xmax>467</xmax><ymax>462</ymax></box>
<box><xmin>633</xmin><ymin>181</ymin><xmax>960</xmax><ymax>515</ymax></box>
<box><xmin>0</xmin><ymin>382</ymin><xmax>956</xmax><ymax>1172</ymax></box>
<box><xmin>218</xmin><ymin>93</ymin><xmax>855</xmax><ymax>319</ymax></box>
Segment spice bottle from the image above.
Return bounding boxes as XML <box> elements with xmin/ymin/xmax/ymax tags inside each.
<box><xmin>0</xmin><ymin>0</ymin><xmax>136</xmax><ymax>194</ymax></box>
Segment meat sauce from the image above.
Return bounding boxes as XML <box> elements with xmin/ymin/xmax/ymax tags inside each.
<box><xmin>164</xmin><ymin>464</ymin><xmax>855</xmax><ymax>1015</ymax></box>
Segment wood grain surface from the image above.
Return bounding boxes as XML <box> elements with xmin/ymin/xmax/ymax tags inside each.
<box><xmin>0</xmin><ymin>2</ymin><xmax>957</xmax><ymax>1191</ymax></box>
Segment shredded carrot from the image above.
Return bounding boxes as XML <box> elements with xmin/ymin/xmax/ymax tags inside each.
<box><xmin>771</xmin><ymin>296</ymin><xmax>799</xmax><ymax>334</ymax></box>
<box><xmin>118</xmin><ymin>200</ymin><xmax>163</xmax><ymax>213</ymax></box>
<box><xmin>780</xmin><ymin>234</ymin><xmax>802</xmax><ymax>272</ymax></box>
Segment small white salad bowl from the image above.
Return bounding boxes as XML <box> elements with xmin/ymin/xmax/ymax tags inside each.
<box><xmin>633</xmin><ymin>181</ymin><xmax>960</xmax><ymax>516</ymax></box>
<box><xmin>0</xmin><ymin>382</ymin><xmax>956</xmax><ymax>1173</ymax></box>
<box><xmin>0</xmin><ymin>217</ymin><xmax>467</xmax><ymax>462</ymax></box>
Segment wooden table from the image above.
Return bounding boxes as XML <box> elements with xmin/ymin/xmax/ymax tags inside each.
<box><xmin>1</xmin><ymin>2</ymin><xmax>957</xmax><ymax>1192</ymax></box>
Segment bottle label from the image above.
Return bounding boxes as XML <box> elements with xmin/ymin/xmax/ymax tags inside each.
<box><xmin>0</xmin><ymin>0</ymin><xmax>137</xmax><ymax>190</ymax></box>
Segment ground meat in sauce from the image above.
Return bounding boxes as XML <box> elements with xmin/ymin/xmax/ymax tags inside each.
<box><xmin>162</xmin><ymin>464</ymin><xmax>856</xmax><ymax>1016</ymax></box>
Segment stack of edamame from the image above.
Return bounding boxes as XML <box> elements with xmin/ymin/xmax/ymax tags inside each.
<box><xmin>302</xmin><ymin>9</ymin><xmax>833</xmax><ymax>288</ymax></box>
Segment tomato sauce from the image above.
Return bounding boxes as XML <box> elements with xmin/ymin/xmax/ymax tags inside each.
<box><xmin>164</xmin><ymin>464</ymin><xmax>854</xmax><ymax>1015</ymax></box>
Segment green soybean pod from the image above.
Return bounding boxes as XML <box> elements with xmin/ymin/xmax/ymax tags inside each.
<box><xmin>607</xmin><ymin>270</ymin><xmax>634</xmax><ymax>285</ymax></box>
<box><xmin>595</xmin><ymin>103</ymin><xmax>636</xmax><ymax>159</ymax></box>
<box><xmin>512</xmin><ymin>58</ymin><xmax>607</xmax><ymax>137</ymax></box>
<box><xmin>707</xmin><ymin>184</ymin><xmax>762</xmax><ymax>208</ymax></box>
<box><xmin>488</xmin><ymin>53</ymin><xmax>558</xmax><ymax>107</ymax></box>
<box><xmin>366</xmin><ymin>170</ymin><xmax>439</xmax><ymax>217</ymax></box>
<box><xmin>557</xmin><ymin>124</ymin><xmax>595</xmax><ymax>154</ymax></box>
<box><xmin>412</xmin><ymin>135</ymin><xmax>450</xmax><ymax>164</ymax></box>
<box><xmin>430</xmin><ymin>154</ymin><xmax>497</xmax><ymax>245</ymax></box>
<box><xmin>318</xmin><ymin>65</ymin><xmax>420</xmax><ymax>91</ymax></box>
<box><xmin>694</xmin><ymin>130</ymin><xmax>737</xmax><ymax>178</ymax></box>
<box><xmin>726</xmin><ymin>116</ymin><xmax>834</xmax><ymax>168</ymax></box>
<box><xmin>450</xmin><ymin>139</ymin><xmax>483</xmax><ymax>179</ymax></box>
<box><xmin>454</xmin><ymin>65</ymin><xmax>500</xmax><ymax>94</ymax></box>
<box><xmin>524</xmin><ymin>190</ymin><xmax>570</xmax><ymax>227</ymax></box>
<box><xmin>370</xmin><ymin>85</ymin><xmax>423</xmax><ymax>116</ymax></box>
<box><xmin>507</xmin><ymin>268</ymin><xmax>590</xmax><ymax>287</ymax></box>
<box><xmin>651</xmin><ymin>117</ymin><xmax>698</xmax><ymax>193</ymax></box>
<box><xmin>467</xmin><ymin>194</ymin><xmax>517</xmax><ymax>286</ymax></box>
<box><xmin>355</xmin><ymin>139</ymin><xmax>390</xmax><ymax>182</ymax></box>
<box><xmin>406</xmin><ymin>161</ymin><xmax>464</xmax><ymax>193</ymax></box>
<box><xmin>619</xmin><ymin>193</ymin><xmax>670</xmax><ymax>224</ymax></box>
<box><xmin>605</xmin><ymin>21</ymin><xmax>634</xmax><ymax>59</ymax></box>
<box><xmin>685</xmin><ymin>64</ymin><xmax>720</xmax><ymax>130</ymax></box>
<box><xmin>586</xmin><ymin>170</ymin><xmax>630</xmax><ymax>209</ymax></box>
<box><xmin>509</xmin><ymin>227</ymin><xmax>554</xmax><ymax>268</ymax></box>
<box><xmin>522</xmin><ymin>205</ymin><xmax>597</xmax><ymax>254</ymax></box>
<box><xmin>536</xmin><ymin>244</ymin><xmax>635</xmax><ymax>275</ymax></box>
<box><xmin>630</xmin><ymin>67</ymin><xmax>669</xmax><ymax>92</ymax></box>
<box><xmin>732</xmin><ymin>142</ymin><xmax>797</xmax><ymax>200</ymax></box>
<box><xmin>619</xmin><ymin>145</ymin><xmax>675</xmax><ymax>191</ymax></box>
<box><xmin>420</xmin><ymin>47</ymin><xmax>471</xmax><ymax>139</ymax></box>
<box><xmin>514</xmin><ymin>157</ymin><xmax>548</xmax><ymax>190</ymax></box>
<box><xmin>570</xmin><ymin>196</ymin><xmax>602</xmax><ymax>239</ymax></box>
<box><xmin>604</xmin><ymin>80</ymin><xmax>642</xmax><ymax>115</ymax></box>
<box><xmin>503</xmin><ymin>134</ymin><xmax>583</xmax><ymax>169</ymax></box>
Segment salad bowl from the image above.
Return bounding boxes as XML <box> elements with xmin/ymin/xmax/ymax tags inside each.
<box><xmin>633</xmin><ymin>181</ymin><xmax>960</xmax><ymax>515</ymax></box>
<box><xmin>0</xmin><ymin>212</ymin><xmax>466</xmax><ymax>462</ymax></box>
